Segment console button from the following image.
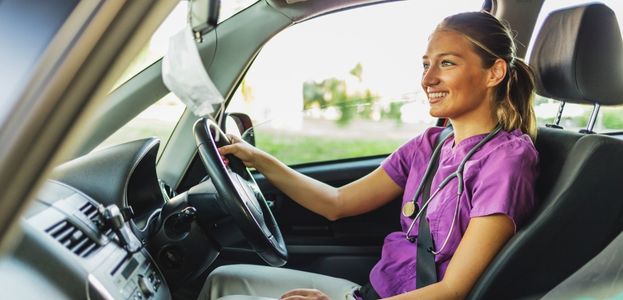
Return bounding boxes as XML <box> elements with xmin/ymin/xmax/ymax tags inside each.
<box><xmin>138</xmin><ymin>275</ymin><xmax>155</xmax><ymax>298</ymax></box>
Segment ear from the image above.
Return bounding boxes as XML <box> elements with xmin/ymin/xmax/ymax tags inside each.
<box><xmin>486</xmin><ymin>58</ymin><xmax>507</xmax><ymax>87</ymax></box>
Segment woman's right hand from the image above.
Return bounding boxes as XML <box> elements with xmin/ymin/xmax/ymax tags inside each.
<box><xmin>218</xmin><ymin>134</ymin><xmax>263</xmax><ymax>168</ymax></box>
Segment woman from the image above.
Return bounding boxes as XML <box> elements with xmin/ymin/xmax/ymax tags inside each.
<box><xmin>200</xmin><ymin>11</ymin><xmax>538</xmax><ymax>300</ymax></box>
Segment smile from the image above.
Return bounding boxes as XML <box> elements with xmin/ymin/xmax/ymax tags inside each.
<box><xmin>428</xmin><ymin>92</ymin><xmax>448</xmax><ymax>101</ymax></box>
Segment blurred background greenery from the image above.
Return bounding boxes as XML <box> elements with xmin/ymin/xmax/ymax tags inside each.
<box><xmin>256</xmin><ymin>131</ymin><xmax>405</xmax><ymax>166</ymax></box>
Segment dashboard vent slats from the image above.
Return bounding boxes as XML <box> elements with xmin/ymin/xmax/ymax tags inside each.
<box><xmin>79</xmin><ymin>202</ymin><xmax>99</xmax><ymax>222</ymax></box>
<box><xmin>45</xmin><ymin>220</ymin><xmax>100</xmax><ymax>258</ymax></box>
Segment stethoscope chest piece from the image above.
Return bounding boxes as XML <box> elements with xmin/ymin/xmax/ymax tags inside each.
<box><xmin>402</xmin><ymin>202</ymin><xmax>420</xmax><ymax>218</ymax></box>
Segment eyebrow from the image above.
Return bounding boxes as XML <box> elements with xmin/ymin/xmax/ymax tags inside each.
<box><xmin>422</xmin><ymin>52</ymin><xmax>465</xmax><ymax>60</ymax></box>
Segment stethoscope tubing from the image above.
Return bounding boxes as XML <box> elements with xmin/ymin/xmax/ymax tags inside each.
<box><xmin>405</xmin><ymin>125</ymin><xmax>503</xmax><ymax>254</ymax></box>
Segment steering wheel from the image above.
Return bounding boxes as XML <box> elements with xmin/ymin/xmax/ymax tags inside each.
<box><xmin>193</xmin><ymin>118</ymin><xmax>287</xmax><ymax>267</ymax></box>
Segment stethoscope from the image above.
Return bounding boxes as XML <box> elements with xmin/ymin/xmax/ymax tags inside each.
<box><xmin>404</xmin><ymin>124</ymin><xmax>503</xmax><ymax>255</ymax></box>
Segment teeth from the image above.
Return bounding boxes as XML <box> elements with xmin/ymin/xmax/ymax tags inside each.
<box><xmin>428</xmin><ymin>92</ymin><xmax>448</xmax><ymax>99</ymax></box>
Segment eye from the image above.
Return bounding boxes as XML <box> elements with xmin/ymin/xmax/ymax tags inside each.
<box><xmin>441</xmin><ymin>60</ymin><xmax>455</xmax><ymax>67</ymax></box>
<box><xmin>422</xmin><ymin>62</ymin><xmax>430</xmax><ymax>70</ymax></box>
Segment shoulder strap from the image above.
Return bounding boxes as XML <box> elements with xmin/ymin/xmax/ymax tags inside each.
<box><xmin>416</xmin><ymin>126</ymin><xmax>453</xmax><ymax>289</ymax></box>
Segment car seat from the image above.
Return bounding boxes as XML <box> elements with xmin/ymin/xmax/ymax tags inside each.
<box><xmin>468</xmin><ymin>3</ymin><xmax>623</xmax><ymax>299</ymax></box>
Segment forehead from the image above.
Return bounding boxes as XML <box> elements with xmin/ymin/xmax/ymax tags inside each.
<box><xmin>423</xmin><ymin>30</ymin><xmax>477</xmax><ymax>59</ymax></box>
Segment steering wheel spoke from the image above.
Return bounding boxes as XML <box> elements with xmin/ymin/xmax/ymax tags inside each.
<box><xmin>193</xmin><ymin>118</ymin><xmax>287</xmax><ymax>267</ymax></box>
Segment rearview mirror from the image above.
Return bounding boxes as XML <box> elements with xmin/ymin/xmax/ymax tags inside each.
<box><xmin>189</xmin><ymin>0</ymin><xmax>220</xmax><ymax>38</ymax></box>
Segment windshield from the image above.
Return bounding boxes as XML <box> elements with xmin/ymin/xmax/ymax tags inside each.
<box><xmin>112</xmin><ymin>0</ymin><xmax>259</xmax><ymax>89</ymax></box>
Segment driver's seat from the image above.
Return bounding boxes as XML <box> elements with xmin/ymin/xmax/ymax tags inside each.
<box><xmin>468</xmin><ymin>3</ymin><xmax>623</xmax><ymax>299</ymax></box>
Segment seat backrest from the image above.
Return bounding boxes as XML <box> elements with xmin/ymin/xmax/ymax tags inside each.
<box><xmin>542</xmin><ymin>221</ymin><xmax>623</xmax><ymax>298</ymax></box>
<box><xmin>469</xmin><ymin>4</ymin><xmax>623</xmax><ymax>299</ymax></box>
<box><xmin>532</xmin><ymin>127</ymin><xmax>582</xmax><ymax>202</ymax></box>
<box><xmin>471</xmin><ymin>130</ymin><xmax>623</xmax><ymax>299</ymax></box>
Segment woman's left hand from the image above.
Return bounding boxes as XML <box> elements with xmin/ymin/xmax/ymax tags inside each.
<box><xmin>280</xmin><ymin>288</ymin><xmax>330</xmax><ymax>300</ymax></box>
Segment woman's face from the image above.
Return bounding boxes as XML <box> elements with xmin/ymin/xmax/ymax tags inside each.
<box><xmin>421</xmin><ymin>30</ymin><xmax>495</xmax><ymax>123</ymax></box>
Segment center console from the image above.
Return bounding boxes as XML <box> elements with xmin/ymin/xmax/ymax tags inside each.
<box><xmin>25</xmin><ymin>181</ymin><xmax>170</xmax><ymax>300</ymax></box>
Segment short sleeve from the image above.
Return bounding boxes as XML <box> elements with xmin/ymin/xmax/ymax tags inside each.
<box><xmin>381</xmin><ymin>140</ymin><xmax>415</xmax><ymax>188</ymax></box>
<box><xmin>469</xmin><ymin>141</ymin><xmax>538</xmax><ymax>230</ymax></box>
<box><xmin>381</xmin><ymin>127</ymin><xmax>442</xmax><ymax>189</ymax></box>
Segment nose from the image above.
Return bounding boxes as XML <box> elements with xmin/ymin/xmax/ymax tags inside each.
<box><xmin>421</xmin><ymin>65</ymin><xmax>440</xmax><ymax>87</ymax></box>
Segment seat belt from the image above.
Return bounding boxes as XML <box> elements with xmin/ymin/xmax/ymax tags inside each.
<box><xmin>416</xmin><ymin>126</ymin><xmax>453</xmax><ymax>289</ymax></box>
<box><xmin>358</xmin><ymin>127</ymin><xmax>453</xmax><ymax>299</ymax></box>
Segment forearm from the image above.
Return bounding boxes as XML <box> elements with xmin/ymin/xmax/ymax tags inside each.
<box><xmin>254</xmin><ymin>151</ymin><xmax>343</xmax><ymax>220</ymax></box>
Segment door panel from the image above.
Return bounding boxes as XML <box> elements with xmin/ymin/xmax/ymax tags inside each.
<box><xmin>254</xmin><ymin>156</ymin><xmax>401</xmax><ymax>284</ymax></box>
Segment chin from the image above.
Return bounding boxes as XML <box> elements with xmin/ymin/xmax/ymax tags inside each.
<box><xmin>429</xmin><ymin>109</ymin><xmax>446</xmax><ymax>119</ymax></box>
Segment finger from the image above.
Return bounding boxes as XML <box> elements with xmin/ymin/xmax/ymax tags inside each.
<box><xmin>226</xmin><ymin>134</ymin><xmax>242</xmax><ymax>143</ymax></box>
<box><xmin>218</xmin><ymin>144</ymin><xmax>235</xmax><ymax>155</ymax></box>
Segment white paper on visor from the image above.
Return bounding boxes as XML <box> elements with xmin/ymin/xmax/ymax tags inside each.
<box><xmin>162</xmin><ymin>26</ymin><xmax>224</xmax><ymax>117</ymax></box>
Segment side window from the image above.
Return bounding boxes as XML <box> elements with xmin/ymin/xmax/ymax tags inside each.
<box><xmin>94</xmin><ymin>93</ymin><xmax>185</xmax><ymax>155</ymax></box>
<box><xmin>228</xmin><ymin>1</ymin><xmax>482</xmax><ymax>165</ymax></box>
<box><xmin>532</xmin><ymin>0</ymin><xmax>623</xmax><ymax>132</ymax></box>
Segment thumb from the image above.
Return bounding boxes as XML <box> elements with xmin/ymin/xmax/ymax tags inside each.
<box><xmin>218</xmin><ymin>144</ymin><xmax>235</xmax><ymax>155</ymax></box>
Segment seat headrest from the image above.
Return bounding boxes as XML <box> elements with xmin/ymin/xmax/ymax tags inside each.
<box><xmin>529</xmin><ymin>3</ymin><xmax>623</xmax><ymax>105</ymax></box>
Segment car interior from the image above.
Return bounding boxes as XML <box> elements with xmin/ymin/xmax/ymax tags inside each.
<box><xmin>2</xmin><ymin>0</ymin><xmax>623</xmax><ymax>299</ymax></box>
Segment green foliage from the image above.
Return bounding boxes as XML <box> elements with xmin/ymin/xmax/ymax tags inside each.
<box><xmin>350</xmin><ymin>62</ymin><xmax>363</xmax><ymax>81</ymax></box>
<box><xmin>602</xmin><ymin>110</ymin><xmax>623</xmax><ymax>129</ymax></box>
<box><xmin>302</xmin><ymin>63</ymin><xmax>403</xmax><ymax>126</ymax></box>
<box><xmin>256</xmin><ymin>132</ymin><xmax>403</xmax><ymax>166</ymax></box>
<box><xmin>382</xmin><ymin>101</ymin><xmax>403</xmax><ymax>126</ymax></box>
<box><xmin>575</xmin><ymin>112</ymin><xmax>591</xmax><ymax>128</ymax></box>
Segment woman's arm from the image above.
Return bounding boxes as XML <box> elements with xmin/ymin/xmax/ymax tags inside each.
<box><xmin>386</xmin><ymin>214</ymin><xmax>515</xmax><ymax>300</ymax></box>
<box><xmin>219</xmin><ymin>135</ymin><xmax>403</xmax><ymax>221</ymax></box>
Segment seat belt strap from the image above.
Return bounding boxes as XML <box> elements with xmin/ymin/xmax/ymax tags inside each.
<box><xmin>416</xmin><ymin>126</ymin><xmax>453</xmax><ymax>289</ymax></box>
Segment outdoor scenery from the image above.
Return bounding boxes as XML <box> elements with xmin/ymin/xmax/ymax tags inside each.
<box><xmin>98</xmin><ymin>0</ymin><xmax>623</xmax><ymax>166</ymax></box>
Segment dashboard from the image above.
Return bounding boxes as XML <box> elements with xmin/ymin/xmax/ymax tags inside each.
<box><xmin>24</xmin><ymin>180</ymin><xmax>169</xmax><ymax>299</ymax></box>
<box><xmin>2</xmin><ymin>137</ymin><xmax>229</xmax><ymax>299</ymax></box>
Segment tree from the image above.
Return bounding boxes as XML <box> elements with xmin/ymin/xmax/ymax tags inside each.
<box><xmin>302</xmin><ymin>63</ymin><xmax>403</xmax><ymax>126</ymax></box>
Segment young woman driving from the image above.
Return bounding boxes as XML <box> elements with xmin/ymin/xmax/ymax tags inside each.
<box><xmin>200</xmin><ymin>11</ymin><xmax>538</xmax><ymax>300</ymax></box>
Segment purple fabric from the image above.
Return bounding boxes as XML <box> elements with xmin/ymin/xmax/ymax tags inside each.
<box><xmin>369</xmin><ymin>126</ymin><xmax>538</xmax><ymax>297</ymax></box>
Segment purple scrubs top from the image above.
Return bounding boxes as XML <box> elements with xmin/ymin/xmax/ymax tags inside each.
<box><xmin>369</xmin><ymin>127</ymin><xmax>538</xmax><ymax>297</ymax></box>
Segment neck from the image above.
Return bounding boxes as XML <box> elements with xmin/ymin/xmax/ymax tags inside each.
<box><xmin>449</xmin><ymin>118</ymin><xmax>498</xmax><ymax>145</ymax></box>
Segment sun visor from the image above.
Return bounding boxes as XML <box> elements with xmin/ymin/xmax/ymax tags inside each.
<box><xmin>162</xmin><ymin>25</ymin><xmax>224</xmax><ymax>117</ymax></box>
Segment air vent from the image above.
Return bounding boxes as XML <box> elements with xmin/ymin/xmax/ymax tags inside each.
<box><xmin>45</xmin><ymin>220</ymin><xmax>100</xmax><ymax>258</ymax></box>
<box><xmin>79</xmin><ymin>202</ymin><xmax>99</xmax><ymax>223</ymax></box>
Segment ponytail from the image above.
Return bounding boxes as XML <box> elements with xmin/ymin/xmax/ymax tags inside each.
<box><xmin>495</xmin><ymin>59</ymin><xmax>537</xmax><ymax>141</ymax></box>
